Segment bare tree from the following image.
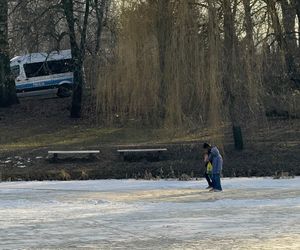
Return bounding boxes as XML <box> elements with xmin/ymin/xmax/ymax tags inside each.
<box><xmin>0</xmin><ymin>0</ymin><xmax>18</xmax><ymax>107</ymax></box>
<box><xmin>62</xmin><ymin>0</ymin><xmax>110</xmax><ymax>118</ymax></box>
<box><xmin>291</xmin><ymin>0</ymin><xmax>300</xmax><ymax>46</ymax></box>
<box><xmin>279</xmin><ymin>0</ymin><xmax>297</xmax><ymax>76</ymax></box>
<box><xmin>9</xmin><ymin>0</ymin><xmax>68</xmax><ymax>54</ymax></box>
<box><xmin>62</xmin><ymin>0</ymin><xmax>91</xmax><ymax>118</ymax></box>
<box><xmin>265</xmin><ymin>0</ymin><xmax>297</xmax><ymax>80</ymax></box>
<box><xmin>242</xmin><ymin>0</ymin><xmax>255</xmax><ymax>55</ymax></box>
<box><xmin>94</xmin><ymin>0</ymin><xmax>108</xmax><ymax>54</ymax></box>
<box><xmin>222</xmin><ymin>0</ymin><xmax>244</xmax><ymax>150</ymax></box>
<box><xmin>207</xmin><ymin>0</ymin><xmax>221</xmax><ymax>127</ymax></box>
<box><xmin>156</xmin><ymin>0</ymin><xmax>172</xmax><ymax>120</ymax></box>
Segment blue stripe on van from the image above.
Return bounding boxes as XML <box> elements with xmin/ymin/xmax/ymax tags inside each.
<box><xmin>16</xmin><ymin>77</ymin><xmax>73</xmax><ymax>91</ymax></box>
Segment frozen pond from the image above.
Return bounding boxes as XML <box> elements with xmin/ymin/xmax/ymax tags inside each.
<box><xmin>0</xmin><ymin>178</ymin><xmax>300</xmax><ymax>249</ymax></box>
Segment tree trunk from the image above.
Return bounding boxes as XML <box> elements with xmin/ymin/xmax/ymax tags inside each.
<box><xmin>45</xmin><ymin>8</ymin><xmax>58</xmax><ymax>52</ymax></box>
<box><xmin>88</xmin><ymin>0</ymin><xmax>108</xmax><ymax>109</ymax></box>
<box><xmin>266</xmin><ymin>0</ymin><xmax>284</xmax><ymax>48</ymax></box>
<box><xmin>242</xmin><ymin>0</ymin><xmax>255</xmax><ymax>55</ymax></box>
<box><xmin>62</xmin><ymin>0</ymin><xmax>90</xmax><ymax>118</ymax></box>
<box><xmin>157</xmin><ymin>0</ymin><xmax>172</xmax><ymax>120</ymax></box>
<box><xmin>233</xmin><ymin>125</ymin><xmax>244</xmax><ymax>150</ymax></box>
<box><xmin>223</xmin><ymin>0</ymin><xmax>244</xmax><ymax>150</ymax></box>
<box><xmin>94</xmin><ymin>0</ymin><xmax>107</xmax><ymax>54</ymax></box>
<box><xmin>242</xmin><ymin>0</ymin><xmax>261</xmax><ymax>116</ymax></box>
<box><xmin>291</xmin><ymin>0</ymin><xmax>300</xmax><ymax>47</ymax></box>
<box><xmin>0</xmin><ymin>0</ymin><xmax>18</xmax><ymax>107</ymax></box>
<box><xmin>266</xmin><ymin>0</ymin><xmax>297</xmax><ymax>77</ymax></box>
<box><xmin>280</xmin><ymin>0</ymin><xmax>297</xmax><ymax>76</ymax></box>
<box><xmin>207</xmin><ymin>1</ymin><xmax>220</xmax><ymax>127</ymax></box>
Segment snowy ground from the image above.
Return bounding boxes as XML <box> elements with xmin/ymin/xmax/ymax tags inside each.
<box><xmin>0</xmin><ymin>178</ymin><xmax>299</xmax><ymax>250</ymax></box>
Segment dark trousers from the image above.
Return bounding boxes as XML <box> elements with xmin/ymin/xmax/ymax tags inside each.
<box><xmin>204</xmin><ymin>173</ymin><xmax>213</xmax><ymax>187</ymax></box>
<box><xmin>211</xmin><ymin>173</ymin><xmax>222</xmax><ymax>190</ymax></box>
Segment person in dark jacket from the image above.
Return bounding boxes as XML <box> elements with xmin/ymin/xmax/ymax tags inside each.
<box><xmin>203</xmin><ymin>143</ymin><xmax>223</xmax><ymax>191</ymax></box>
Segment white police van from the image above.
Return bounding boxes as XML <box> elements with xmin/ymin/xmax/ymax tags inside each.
<box><xmin>10</xmin><ymin>50</ymin><xmax>74</xmax><ymax>98</ymax></box>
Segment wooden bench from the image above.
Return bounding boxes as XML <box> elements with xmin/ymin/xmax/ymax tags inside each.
<box><xmin>117</xmin><ymin>148</ymin><xmax>167</xmax><ymax>161</ymax></box>
<box><xmin>48</xmin><ymin>150</ymin><xmax>100</xmax><ymax>160</ymax></box>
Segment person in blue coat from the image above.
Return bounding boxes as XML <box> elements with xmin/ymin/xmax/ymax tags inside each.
<box><xmin>203</xmin><ymin>143</ymin><xmax>223</xmax><ymax>191</ymax></box>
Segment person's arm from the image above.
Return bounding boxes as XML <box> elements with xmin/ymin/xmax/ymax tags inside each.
<box><xmin>208</xmin><ymin>151</ymin><xmax>213</xmax><ymax>162</ymax></box>
<box><xmin>208</xmin><ymin>146</ymin><xmax>219</xmax><ymax>162</ymax></box>
<box><xmin>204</xmin><ymin>154</ymin><xmax>209</xmax><ymax>167</ymax></box>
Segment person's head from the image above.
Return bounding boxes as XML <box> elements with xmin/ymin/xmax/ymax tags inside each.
<box><xmin>203</xmin><ymin>142</ymin><xmax>211</xmax><ymax>150</ymax></box>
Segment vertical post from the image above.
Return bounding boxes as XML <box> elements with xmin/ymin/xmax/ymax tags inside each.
<box><xmin>233</xmin><ymin>126</ymin><xmax>244</xmax><ymax>150</ymax></box>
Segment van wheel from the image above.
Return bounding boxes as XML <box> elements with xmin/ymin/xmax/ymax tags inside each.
<box><xmin>57</xmin><ymin>85</ymin><xmax>72</xmax><ymax>98</ymax></box>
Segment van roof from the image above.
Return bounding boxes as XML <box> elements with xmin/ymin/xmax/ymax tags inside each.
<box><xmin>10</xmin><ymin>49</ymin><xmax>72</xmax><ymax>66</ymax></box>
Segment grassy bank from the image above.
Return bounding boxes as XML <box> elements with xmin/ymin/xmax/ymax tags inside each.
<box><xmin>0</xmin><ymin>97</ymin><xmax>299</xmax><ymax>181</ymax></box>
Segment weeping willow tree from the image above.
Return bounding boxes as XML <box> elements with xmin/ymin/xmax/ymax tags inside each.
<box><xmin>94</xmin><ymin>0</ymin><xmax>298</xmax><ymax>149</ymax></box>
<box><xmin>96</xmin><ymin>1</ymin><xmax>225</xmax><ymax>129</ymax></box>
<box><xmin>164</xmin><ymin>1</ymin><xmax>205</xmax><ymax>127</ymax></box>
<box><xmin>206</xmin><ymin>0</ymin><xmax>224</xmax><ymax>146</ymax></box>
<box><xmin>96</xmin><ymin>1</ymin><xmax>161</xmax><ymax>125</ymax></box>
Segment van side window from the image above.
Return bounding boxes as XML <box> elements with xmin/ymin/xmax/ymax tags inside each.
<box><xmin>10</xmin><ymin>65</ymin><xmax>20</xmax><ymax>78</ymax></box>
<box><xmin>24</xmin><ymin>59</ymin><xmax>73</xmax><ymax>78</ymax></box>
<box><xmin>24</xmin><ymin>62</ymin><xmax>48</xmax><ymax>78</ymax></box>
<box><xmin>47</xmin><ymin>59</ymin><xmax>72</xmax><ymax>75</ymax></box>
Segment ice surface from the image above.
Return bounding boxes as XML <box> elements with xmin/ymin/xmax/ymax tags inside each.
<box><xmin>0</xmin><ymin>178</ymin><xmax>299</xmax><ymax>249</ymax></box>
